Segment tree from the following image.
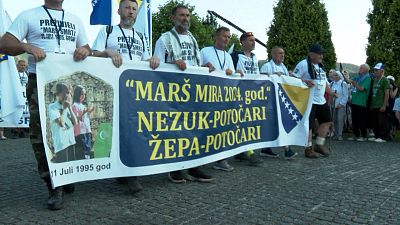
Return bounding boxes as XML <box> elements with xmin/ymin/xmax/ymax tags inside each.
<box><xmin>266</xmin><ymin>0</ymin><xmax>337</xmax><ymax>70</ymax></box>
<box><xmin>152</xmin><ymin>0</ymin><xmax>240</xmax><ymax>52</ymax></box>
<box><xmin>367</xmin><ymin>0</ymin><xmax>400</xmax><ymax>80</ymax></box>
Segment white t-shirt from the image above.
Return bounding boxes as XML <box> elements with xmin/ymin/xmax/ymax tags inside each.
<box><xmin>260</xmin><ymin>60</ymin><xmax>289</xmax><ymax>76</ymax></box>
<box><xmin>7</xmin><ymin>6</ymin><xmax>88</xmax><ymax>74</ymax></box>
<box><xmin>200</xmin><ymin>46</ymin><xmax>234</xmax><ymax>72</ymax></box>
<box><xmin>235</xmin><ymin>53</ymin><xmax>259</xmax><ymax>75</ymax></box>
<box><xmin>154</xmin><ymin>34</ymin><xmax>199</xmax><ymax>66</ymax></box>
<box><xmin>48</xmin><ymin>101</ymin><xmax>76</xmax><ymax>153</ymax></box>
<box><xmin>393</xmin><ymin>98</ymin><xmax>400</xmax><ymax>112</ymax></box>
<box><xmin>92</xmin><ymin>25</ymin><xmax>149</xmax><ymax>62</ymax></box>
<box><xmin>293</xmin><ymin>59</ymin><xmax>328</xmax><ymax>105</ymax></box>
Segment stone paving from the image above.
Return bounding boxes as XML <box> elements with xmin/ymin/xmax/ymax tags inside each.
<box><xmin>1</xmin><ymin>136</ymin><xmax>400</xmax><ymax>225</ymax></box>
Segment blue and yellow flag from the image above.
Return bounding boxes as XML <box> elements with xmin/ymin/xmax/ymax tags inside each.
<box><xmin>278</xmin><ymin>83</ymin><xmax>310</xmax><ymax>133</ymax></box>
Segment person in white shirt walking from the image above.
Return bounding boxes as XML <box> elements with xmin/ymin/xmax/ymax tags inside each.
<box><xmin>259</xmin><ymin>46</ymin><xmax>298</xmax><ymax>159</ymax></box>
<box><xmin>330</xmin><ymin>71</ymin><xmax>348</xmax><ymax>141</ymax></box>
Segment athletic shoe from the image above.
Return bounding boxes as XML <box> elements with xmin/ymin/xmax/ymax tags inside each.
<box><xmin>374</xmin><ymin>138</ymin><xmax>386</xmax><ymax>143</ymax></box>
<box><xmin>284</xmin><ymin>149</ymin><xmax>298</xmax><ymax>159</ymax></box>
<box><xmin>259</xmin><ymin>148</ymin><xmax>279</xmax><ymax>158</ymax></box>
<box><xmin>337</xmin><ymin>136</ymin><xmax>343</xmax><ymax>141</ymax></box>
<box><xmin>213</xmin><ymin>160</ymin><xmax>234</xmax><ymax>172</ymax></box>
<box><xmin>347</xmin><ymin>137</ymin><xmax>356</xmax><ymax>141</ymax></box>
<box><xmin>188</xmin><ymin>167</ymin><xmax>215</xmax><ymax>182</ymax></box>
<box><xmin>356</xmin><ymin>137</ymin><xmax>366</xmax><ymax>142</ymax></box>
<box><xmin>367</xmin><ymin>137</ymin><xmax>376</xmax><ymax>141</ymax></box>
<box><xmin>247</xmin><ymin>154</ymin><xmax>263</xmax><ymax>166</ymax></box>
<box><xmin>47</xmin><ymin>187</ymin><xmax>64</xmax><ymax>210</ymax></box>
<box><xmin>168</xmin><ymin>171</ymin><xmax>187</xmax><ymax>183</ymax></box>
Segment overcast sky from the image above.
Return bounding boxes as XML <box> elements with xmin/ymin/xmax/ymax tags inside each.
<box><xmin>3</xmin><ymin>0</ymin><xmax>372</xmax><ymax>67</ymax></box>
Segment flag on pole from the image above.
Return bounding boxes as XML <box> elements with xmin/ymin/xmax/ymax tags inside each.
<box><xmin>0</xmin><ymin>0</ymin><xmax>25</xmax><ymax>124</ymax></box>
<box><xmin>90</xmin><ymin>0</ymin><xmax>113</xmax><ymax>25</ymax></box>
<box><xmin>133</xmin><ymin>0</ymin><xmax>152</xmax><ymax>55</ymax></box>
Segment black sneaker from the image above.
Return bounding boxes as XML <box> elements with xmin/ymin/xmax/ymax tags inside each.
<box><xmin>63</xmin><ymin>184</ymin><xmax>75</xmax><ymax>194</ymax></box>
<box><xmin>247</xmin><ymin>154</ymin><xmax>263</xmax><ymax>166</ymax></box>
<box><xmin>47</xmin><ymin>187</ymin><xmax>64</xmax><ymax>210</ymax></box>
<box><xmin>127</xmin><ymin>177</ymin><xmax>142</xmax><ymax>194</ymax></box>
<box><xmin>168</xmin><ymin>170</ymin><xmax>186</xmax><ymax>183</ymax></box>
<box><xmin>284</xmin><ymin>148</ymin><xmax>298</xmax><ymax>159</ymax></box>
<box><xmin>188</xmin><ymin>167</ymin><xmax>215</xmax><ymax>183</ymax></box>
<box><xmin>260</xmin><ymin>148</ymin><xmax>279</xmax><ymax>158</ymax></box>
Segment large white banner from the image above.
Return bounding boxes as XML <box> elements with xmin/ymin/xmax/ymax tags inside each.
<box><xmin>37</xmin><ymin>54</ymin><xmax>313</xmax><ymax>187</ymax></box>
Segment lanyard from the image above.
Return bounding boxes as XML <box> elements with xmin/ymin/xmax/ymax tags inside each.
<box><xmin>118</xmin><ymin>25</ymin><xmax>135</xmax><ymax>60</ymax></box>
<box><xmin>42</xmin><ymin>6</ymin><xmax>65</xmax><ymax>49</ymax></box>
<box><xmin>213</xmin><ymin>47</ymin><xmax>226</xmax><ymax>70</ymax></box>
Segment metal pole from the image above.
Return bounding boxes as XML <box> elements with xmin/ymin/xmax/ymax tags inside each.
<box><xmin>207</xmin><ymin>10</ymin><xmax>267</xmax><ymax>49</ymax></box>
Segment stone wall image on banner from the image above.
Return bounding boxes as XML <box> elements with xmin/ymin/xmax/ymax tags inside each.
<box><xmin>44</xmin><ymin>72</ymin><xmax>113</xmax><ymax>163</ymax></box>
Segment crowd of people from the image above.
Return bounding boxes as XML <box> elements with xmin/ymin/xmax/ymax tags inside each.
<box><xmin>0</xmin><ymin>0</ymin><xmax>399</xmax><ymax>211</ymax></box>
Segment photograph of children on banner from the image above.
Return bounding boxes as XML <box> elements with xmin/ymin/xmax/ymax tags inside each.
<box><xmin>44</xmin><ymin>72</ymin><xmax>113</xmax><ymax>163</ymax></box>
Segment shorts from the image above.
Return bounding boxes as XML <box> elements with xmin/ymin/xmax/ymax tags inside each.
<box><xmin>309</xmin><ymin>103</ymin><xmax>332</xmax><ymax>129</ymax></box>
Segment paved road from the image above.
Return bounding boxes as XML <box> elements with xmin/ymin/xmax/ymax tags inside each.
<box><xmin>1</xmin><ymin>137</ymin><xmax>399</xmax><ymax>225</ymax></box>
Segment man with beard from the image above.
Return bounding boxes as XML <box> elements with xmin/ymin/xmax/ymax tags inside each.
<box><xmin>92</xmin><ymin>0</ymin><xmax>159</xmax><ymax>69</ymax></box>
<box><xmin>92</xmin><ymin>0</ymin><xmax>160</xmax><ymax>195</ymax></box>
<box><xmin>154</xmin><ymin>5</ymin><xmax>214</xmax><ymax>183</ymax></box>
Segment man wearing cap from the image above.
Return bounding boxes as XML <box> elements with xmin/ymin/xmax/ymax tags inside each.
<box><xmin>293</xmin><ymin>44</ymin><xmax>331</xmax><ymax>158</ymax></box>
<box><xmin>368</xmin><ymin>63</ymin><xmax>390</xmax><ymax>142</ymax></box>
<box><xmin>231</xmin><ymin>32</ymin><xmax>259</xmax><ymax>75</ymax></box>
<box><xmin>229</xmin><ymin>32</ymin><xmax>263</xmax><ymax>165</ymax></box>
<box><xmin>343</xmin><ymin>64</ymin><xmax>372</xmax><ymax>141</ymax></box>
<box><xmin>259</xmin><ymin>46</ymin><xmax>297</xmax><ymax>159</ymax></box>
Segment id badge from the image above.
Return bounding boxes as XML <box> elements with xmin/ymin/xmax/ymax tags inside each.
<box><xmin>54</xmin><ymin>47</ymin><xmax>66</xmax><ymax>54</ymax></box>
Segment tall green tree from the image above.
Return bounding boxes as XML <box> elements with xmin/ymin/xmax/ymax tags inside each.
<box><xmin>367</xmin><ymin>0</ymin><xmax>400</xmax><ymax>79</ymax></box>
<box><xmin>152</xmin><ymin>0</ymin><xmax>240</xmax><ymax>52</ymax></box>
<box><xmin>266</xmin><ymin>0</ymin><xmax>336</xmax><ymax>70</ymax></box>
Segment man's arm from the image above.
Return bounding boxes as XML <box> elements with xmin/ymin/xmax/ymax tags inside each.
<box><xmin>0</xmin><ymin>33</ymin><xmax>46</xmax><ymax>61</ymax></box>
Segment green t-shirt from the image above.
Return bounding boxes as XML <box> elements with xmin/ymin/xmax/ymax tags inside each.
<box><xmin>371</xmin><ymin>76</ymin><xmax>389</xmax><ymax>109</ymax></box>
<box><xmin>351</xmin><ymin>75</ymin><xmax>371</xmax><ymax>107</ymax></box>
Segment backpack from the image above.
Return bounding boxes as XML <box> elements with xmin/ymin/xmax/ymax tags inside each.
<box><xmin>105</xmin><ymin>25</ymin><xmax>145</xmax><ymax>52</ymax></box>
<box><xmin>230</xmin><ymin>50</ymin><xmax>243</xmax><ymax>70</ymax></box>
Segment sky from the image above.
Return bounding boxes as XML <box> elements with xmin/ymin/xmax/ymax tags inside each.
<box><xmin>3</xmin><ymin>0</ymin><xmax>372</xmax><ymax>66</ymax></box>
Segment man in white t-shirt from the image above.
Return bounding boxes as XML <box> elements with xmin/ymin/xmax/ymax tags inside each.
<box><xmin>232</xmin><ymin>32</ymin><xmax>259</xmax><ymax>76</ymax></box>
<box><xmin>153</xmin><ymin>5</ymin><xmax>214</xmax><ymax>184</ymax></box>
<box><xmin>12</xmin><ymin>59</ymin><xmax>29</xmax><ymax>138</ymax></box>
<box><xmin>0</xmin><ymin>0</ymin><xmax>91</xmax><ymax>210</ymax></box>
<box><xmin>92</xmin><ymin>0</ymin><xmax>159</xmax><ymax>69</ymax></box>
<box><xmin>293</xmin><ymin>44</ymin><xmax>331</xmax><ymax>158</ymax></box>
<box><xmin>92</xmin><ymin>0</ymin><xmax>158</xmax><ymax>195</ymax></box>
<box><xmin>200</xmin><ymin>27</ymin><xmax>235</xmax><ymax>172</ymax></box>
<box><xmin>259</xmin><ymin>46</ymin><xmax>298</xmax><ymax>159</ymax></box>
<box><xmin>229</xmin><ymin>32</ymin><xmax>263</xmax><ymax>165</ymax></box>
<box><xmin>200</xmin><ymin>27</ymin><xmax>234</xmax><ymax>75</ymax></box>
